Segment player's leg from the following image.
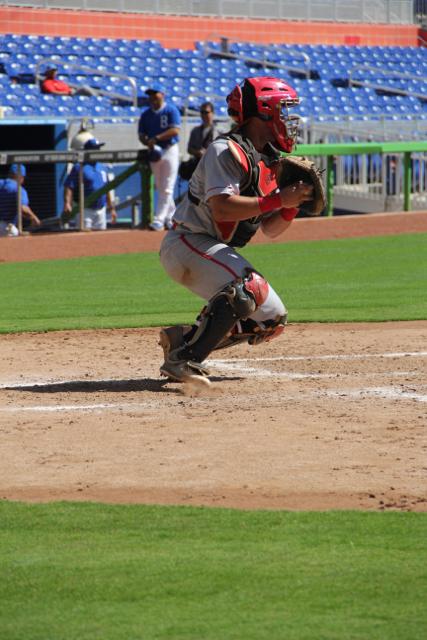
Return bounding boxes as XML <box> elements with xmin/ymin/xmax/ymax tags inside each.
<box><xmin>150</xmin><ymin>146</ymin><xmax>178</xmax><ymax>229</ymax></box>
<box><xmin>90</xmin><ymin>207</ymin><xmax>107</xmax><ymax>230</ymax></box>
<box><xmin>163</xmin><ymin>144</ymin><xmax>179</xmax><ymax>227</ymax></box>
<box><xmin>159</xmin><ymin>231</ymin><xmax>286</xmax><ymax>381</ymax></box>
<box><xmin>83</xmin><ymin>207</ymin><xmax>94</xmax><ymax>230</ymax></box>
<box><xmin>0</xmin><ymin>221</ymin><xmax>19</xmax><ymax>236</ymax></box>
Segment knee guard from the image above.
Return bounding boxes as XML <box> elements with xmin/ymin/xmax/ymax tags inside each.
<box><xmin>214</xmin><ymin>312</ymin><xmax>288</xmax><ymax>351</ymax></box>
<box><xmin>246</xmin><ymin>313</ymin><xmax>288</xmax><ymax>344</ymax></box>
<box><xmin>175</xmin><ymin>271</ymin><xmax>269</xmax><ymax>363</ymax></box>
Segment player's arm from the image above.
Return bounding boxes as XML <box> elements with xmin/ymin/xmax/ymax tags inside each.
<box><xmin>22</xmin><ymin>204</ymin><xmax>41</xmax><ymax>226</ymax></box>
<box><xmin>209</xmin><ymin>183</ymin><xmax>312</xmax><ymax>223</ymax></box>
<box><xmin>63</xmin><ymin>186</ymin><xmax>74</xmax><ymax>213</ymax></box>
<box><xmin>63</xmin><ymin>166</ymin><xmax>79</xmax><ymax>213</ymax></box>
<box><xmin>138</xmin><ymin>116</ymin><xmax>149</xmax><ymax>146</ymax></box>
<box><xmin>261</xmin><ymin>208</ymin><xmax>299</xmax><ymax>238</ymax></box>
<box><xmin>139</xmin><ymin>131</ymin><xmax>149</xmax><ymax>145</ymax></box>
<box><xmin>106</xmin><ymin>190</ymin><xmax>117</xmax><ymax>224</ymax></box>
<box><xmin>148</xmin><ymin>126</ymin><xmax>180</xmax><ymax>147</ymax></box>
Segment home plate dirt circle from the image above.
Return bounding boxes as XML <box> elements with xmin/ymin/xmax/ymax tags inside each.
<box><xmin>0</xmin><ymin>321</ymin><xmax>426</xmax><ymax>511</ymax></box>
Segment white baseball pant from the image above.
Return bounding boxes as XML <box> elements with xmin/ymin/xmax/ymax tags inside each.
<box><xmin>160</xmin><ymin>229</ymin><xmax>286</xmax><ymax>323</ymax></box>
<box><xmin>150</xmin><ymin>144</ymin><xmax>179</xmax><ymax>227</ymax></box>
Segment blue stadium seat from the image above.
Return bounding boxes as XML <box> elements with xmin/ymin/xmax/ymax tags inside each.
<box><xmin>1</xmin><ymin>36</ymin><xmax>426</xmax><ymax>123</ymax></box>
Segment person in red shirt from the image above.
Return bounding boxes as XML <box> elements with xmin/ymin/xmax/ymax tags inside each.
<box><xmin>41</xmin><ymin>66</ymin><xmax>97</xmax><ymax>97</ymax></box>
<box><xmin>41</xmin><ymin>66</ymin><xmax>73</xmax><ymax>95</ymax></box>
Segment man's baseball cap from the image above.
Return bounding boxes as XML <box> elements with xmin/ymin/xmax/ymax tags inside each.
<box><xmin>9</xmin><ymin>163</ymin><xmax>26</xmax><ymax>177</ymax></box>
<box><xmin>83</xmin><ymin>138</ymin><xmax>105</xmax><ymax>150</ymax></box>
<box><xmin>145</xmin><ymin>83</ymin><xmax>166</xmax><ymax>95</ymax></box>
<box><xmin>44</xmin><ymin>65</ymin><xmax>57</xmax><ymax>73</ymax></box>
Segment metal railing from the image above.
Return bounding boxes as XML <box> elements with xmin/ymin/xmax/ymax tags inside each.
<box><xmin>0</xmin><ymin>148</ymin><xmax>151</xmax><ymax>232</ymax></box>
<box><xmin>349</xmin><ymin>64</ymin><xmax>427</xmax><ymax>100</ymax></box>
<box><xmin>203</xmin><ymin>35</ymin><xmax>312</xmax><ymax>79</ymax></box>
<box><xmin>3</xmin><ymin>141</ymin><xmax>427</xmax><ymax>237</ymax></box>
<box><xmin>294</xmin><ymin>140</ymin><xmax>427</xmax><ymax>214</ymax></box>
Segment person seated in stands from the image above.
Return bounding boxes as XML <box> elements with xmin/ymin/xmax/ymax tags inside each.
<box><xmin>41</xmin><ymin>66</ymin><xmax>97</xmax><ymax>97</ymax></box>
<box><xmin>41</xmin><ymin>66</ymin><xmax>73</xmax><ymax>95</ymax></box>
<box><xmin>0</xmin><ymin>164</ymin><xmax>41</xmax><ymax>237</ymax></box>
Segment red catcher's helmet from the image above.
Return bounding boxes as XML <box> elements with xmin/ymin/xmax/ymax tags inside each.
<box><xmin>226</xmin><ymin>76</ymin><xmax>300</xmax><ymax>152</ymax></box>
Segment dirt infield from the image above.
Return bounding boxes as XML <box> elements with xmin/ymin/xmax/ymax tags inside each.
<box><xmin>0</xmin><ymin>212</ymin><xmax>426</xmax><ymax>511</ymax></box>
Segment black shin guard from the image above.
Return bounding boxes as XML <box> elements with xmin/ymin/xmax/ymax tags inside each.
<box><xmin>176</xmin><ymin>282</ymin><xmax>256</xmax><ymax>363</ymax></box>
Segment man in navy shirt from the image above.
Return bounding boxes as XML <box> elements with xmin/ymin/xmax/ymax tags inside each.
<box><xmin>63</xmin><ymin>138</ymin><xmax>117</xmax><ymax>230</ymax></box>
<box><xmin>0</xmin><ymin>164</ymin><xmax>40</xmax><ymax>236</ymax></box>
<box><xmin>138</xmin><ymin>84</ymin><xmax>181</xmax><ymax>230</ymax></box>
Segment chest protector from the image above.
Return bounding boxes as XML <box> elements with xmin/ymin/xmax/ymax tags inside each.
<box><xmin>215</xmin><ymin>132</ymin><xmax>280</xmax><ymax>247</ymax></box>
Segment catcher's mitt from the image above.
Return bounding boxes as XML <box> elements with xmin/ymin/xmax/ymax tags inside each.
<box><xmin>277</xmin><ymin>156</ymin><xmax>326</xmax><ymax>215</ymax></box>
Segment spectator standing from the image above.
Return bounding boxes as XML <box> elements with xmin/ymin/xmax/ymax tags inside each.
<box><xmin>188</xmin><ymin>101</ymin><xmax>218</xmax><ymax>161</ymax></box>
<box><xmin>63</xmin><ymin>139</ymin><xmax>117</xmax><ymax>230</ymax></box>
<box><xmin>138</xmin><ymin>84</ymin><xmax>181</xmax><ymax>230</ymax></box>
<box><xmin>178</xmin><ymin>101</ymin><xmax>219</xmax><ymax>182</ymax></box>
<box><xmin>0</xmin><ymin>164</ymin><xmax>40</xmax><ymax>237</ymax></box>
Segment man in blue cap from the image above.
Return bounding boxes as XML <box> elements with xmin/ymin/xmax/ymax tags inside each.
<box><xmin>138</xmin><ymin>84</ymin><xmax>181</xmax><ymax>230</ymax></box>
<box><xmin>63</xmin><ymin>138</ymin><xmax>117</xmax><ymax>230</ymax></box>
<box><xmin>0</xmin><ymin>164</ymin><xmax>40</xmax><ymax>236</ymax></box>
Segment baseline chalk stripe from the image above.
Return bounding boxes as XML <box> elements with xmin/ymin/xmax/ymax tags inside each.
<box><xmin>1</xmin><ymin>402</ymin><xmax>157</xmax><ymax>413</ymax></box>
<box><xmin>0</xmin><ymin>350</ymin><xmax>425</xmax><ymax>413</ymax></box>
<box><xmin>3</xmin><ymin>403</ymin><xmax>123</xmax><ymax>412</ymax></box>
<box><xmin>1</xmin><ymin>385</ymin><xmax>425</xmax><ymax>413</ymax></box>
<box><xmin>210</xmin><ymin>350</ymin><xmax>427</xmax><ymax>364</ymax></box>
<box><xmin>324</xmin><ymin>386</ymin><xmax>427</xmax><ymax>403</ymax></box>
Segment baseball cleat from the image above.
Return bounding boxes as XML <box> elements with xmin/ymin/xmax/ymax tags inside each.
<box><xmin>148</xmin><ymin>220</ymin><xmax>164</xmax><ymax>231</ymax></box>
<box><xmin>159</xmin><ymin>325</ymin><xmax>191</xmax><ymax>360</ymax></box>
<box><xmin>160</xmin><ymin>351</ymin><xmax>210</xmax><ymax>385</ymax></box>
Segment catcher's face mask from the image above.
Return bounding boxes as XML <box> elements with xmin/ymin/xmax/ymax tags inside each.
<box><xmin>268</xmin><ymin>100</ymin><xmax>300</xmax><ymax>153</ymax></box>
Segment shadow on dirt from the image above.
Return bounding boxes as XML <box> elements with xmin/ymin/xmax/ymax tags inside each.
<box><xmin>5</xmin><ymin>376</ymin><xmax>242</xmax><ymax>394</ymax></box>
<box><xmin>6</xmin><ymin>379</ymin><xmax>173</xmax><ymax>393</ymax></box>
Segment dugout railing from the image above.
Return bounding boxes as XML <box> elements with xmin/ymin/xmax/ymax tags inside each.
<box><xmin>0</xmin><ymin>148</ymin><xmax>153</xmax><ymax>233</ymax></box>
<box><xmin>2</xmin><ymin>140</ymin><xmax>427</xmax><ymax>234</ymax></box>
<box><xmin>295</xmin><ymin>141</ymin><xmax>427</xmax><ymax>214</ymax></box>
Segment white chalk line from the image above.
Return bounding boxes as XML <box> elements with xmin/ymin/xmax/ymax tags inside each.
<box><xmin>1</xmin><ymin>349</ymin><xmax>424</xmax><ymax>390</ymax></box>
<box><xmin>325</xmin><ymin>387</ymin><xmax>427</xmax><ymax>403</ymax></box>
<box><xmin>209</xmin><ymin>362</ymin><xmax>418</xmax><ymax>380</ymax></box>
<box><xmin>0</xmin><ymin>349</ymin><xmax>425</xmax><ymax>412</ymax></box>
<box><xmin>210</xmin><ymin>350</ymin><xmax>427</xmax><ymax>364</ymax></box>
<box><xmin>1</xmin><ymin>384</ymin><xmax>426</xmax><ymax>413</ymax></box>
<box><xmin>2</xmin><ymin>402</ymin><xmax>141</xmax><ymax>413</ymax></box>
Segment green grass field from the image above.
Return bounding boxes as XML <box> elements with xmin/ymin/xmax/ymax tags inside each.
<box><xmin>1</xmin><ymin>232</ymin><xmax>426</xmax><ymax>638</ymax></box>
<box><xmin>0</xmin><ymin>233</ymin><xmax>426</xmax><ymax>332</ymax></box>
<box><xmin>1</xmin><ymin>502</ymin><xmax>426</xmax><ymax>640</ymax></box>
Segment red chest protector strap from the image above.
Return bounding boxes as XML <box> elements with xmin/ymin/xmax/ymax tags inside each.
<box><xmin>214</xmin><ymin>135</ymin><xmax>279</xmax><ymax>244</ymax></box>
<box><xmin>227</xmin><ymin>138</ymin><xmax>278</xmax><ymax>196</ymax></box>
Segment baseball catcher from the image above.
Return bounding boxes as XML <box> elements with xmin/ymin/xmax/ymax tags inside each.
<box><xmin>156</xmin><ymin>76</ymin><xmax>326</xmax><ymax>385</ymax></box>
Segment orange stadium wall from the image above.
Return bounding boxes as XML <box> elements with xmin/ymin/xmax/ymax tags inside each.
<box><xmin>0</xmin><ymin>7</ymin><xmax>422</xmax><ymax>48</ymax></box>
